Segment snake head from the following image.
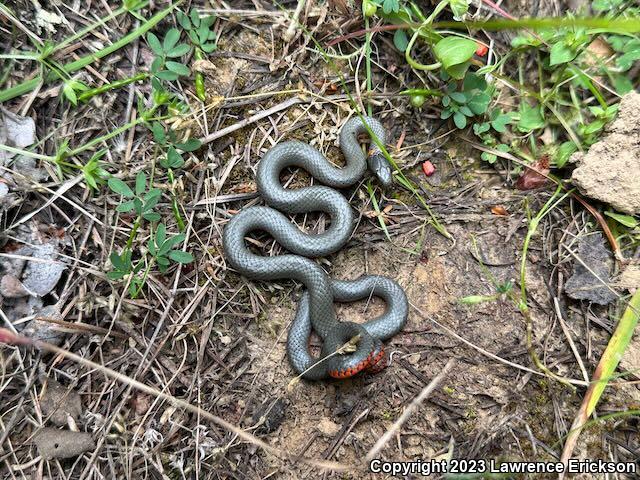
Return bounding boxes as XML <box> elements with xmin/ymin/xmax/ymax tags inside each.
<box><xmin>367</xmin><ymin>151</ymin><xmax>393</xmax><ymax>188</ymax></box>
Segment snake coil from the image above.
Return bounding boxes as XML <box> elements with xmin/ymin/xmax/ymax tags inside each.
<box><xmin>223</xmin><ymin>116</ymin><xmax>408</xmax><ymax>380</ymax></box>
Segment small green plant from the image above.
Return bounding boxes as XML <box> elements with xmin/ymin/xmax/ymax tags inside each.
<box><xmin>177</xmin><ymin>8</ymin><xmax>217</xmax><ymax>101</ymax></box>
<box><xmin>148</xmin><ymin>223</ymin><xmax>194</xmax><ymax>272</ymax></box>
<box><xmin>82</xmin><ymin>150</ymin><xmax>110</xmax><ymax>190</ymax></box>
<box><xmin>147</xmin><ymin>28</ymin><xmax>191</xmax><ymax>81</ymax></box>
<box><xmin>441</xmin><ymin>73</ymin><xmax>492</xmax><ymax>129</ymax></box>
<box><xmin>109</xmin><ymin>172</ymin><xmax>162</xmax><ymax>222</ymax></box>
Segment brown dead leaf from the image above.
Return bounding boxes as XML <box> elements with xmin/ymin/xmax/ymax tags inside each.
<box><xmin>515</xmin><ymin>156</ymin><xmax>550</xmax><ymax>191</ymax></box>
<box><xmin>491</xmin><ymin>205</ymin><xmax>509</xmax><ymax>216</ymax></box>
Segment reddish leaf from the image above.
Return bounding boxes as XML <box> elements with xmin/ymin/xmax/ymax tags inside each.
<box><xmin>422</xmin><ymin>160</ymin><xmax>436</xmax><ymax>177</ymax></box>
<box><xmin>491</xmin><ymin>205</ymin><xmax>509</xmax><ymax>216</ymax></box>
<box><xmin>516</xmin><ymin>156</ymin><xmax>550</xmax><ymax>191</ymax></box>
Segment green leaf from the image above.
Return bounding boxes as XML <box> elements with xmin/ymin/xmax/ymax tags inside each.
<box><xmin>382</xmin><ymin>0</ymin><xmax>400</xmax><ymax>14</ymax></box>
<box><xmin>433</xmin><ymin>37</ymin><xmax>477</xmax><ymax>79</ymax></box>
<box><xmin>604</xmin><ymin>211</ymin><xmax>638</xmax><ymax>228</ymax></box>
<box><xmin>135</xmin><ymin>171</ymin><xmax>146</xmax><ymax>195</ymax></box>
<box><xmin>549</xmin><ymin>41</ymin><xmax>577</xmax><ymax>66</ymax></box>
<box><xmin>163</xmin><ymin>28</ymin><xmax>181</xmax><ymax>52</ymax></box>
<box><xmin>108</xmin><ymin>178</ymin><xmax>134</xmax><ymax>197</ymax></box>
<box><xmin>442</xmin><ymin>96</ymin><xmax>451</xmax><ymax>107</ymax></box>
<box><xmin>176</xmin><ymin>138</ymin><xmax>202</xmax><ymax>152</ymax></box>
<box><xmin>449</xmin><ymin>0</ymin><xmax>470</xmax><ymax>19</ymax></box>
<box><xmin>453</xmin><ymin>112</ymin><xmax>467</xmax><ymax>129</ymax></box>
<box><xmin>463</xmin><ymin>73</ymin><xmax>487</xmax><ymax>91</ymax></box>
<box><xmin>107</xmin><ymin>271</ymin><xmax>127</xmax><ymax>280</ymax></box>
<box><xmin>441</xmin><ymin>109</ymin><xmax>453</xmax><ymax>119</ymax></box>
<box><xmin>446</xmin><ymin>61</ymin><xmax>472</xmax><ymax>80</ymax></box>
<box><xmin>612</xmin><ymin>73</ymin><xmax>633</xmax><ymax>94</ymax></box>
<box><xmin>393</xmin><ymin>29</ymin><xmax>409</xmax><ymax>52</ymax></box>
<box><xmin>177</xmin><ymin>11</ymin><xmax>191</xmax><ymax>30</ymax></box>
<box><xmin>449</xmin><ymin>92</ymin><xmax>467</xmax><ymax>104</ymax></box>
<box><xmin>156</xmin><ymin>224</ymin><xmax>167</xmax><ymax>247</ymax></box>
<box><xmin>190</xmin><ymin>8</ymin><xmax>200</xmax><ymax>27</ymax></box>
<box><xmin>143</xmin><ymin>195</ymin><xmax>161</xmax><ymax>211</ymax></box>
<box><xmin>473</xmin><ymin>122</ymin><xmax>490</xmax><ymax>135</ymax></box>
<box><xmin>144</xmin><ymin>188</ymin><xmax>162</xmax><ymax>201</ymax></box>
<box><xmin>133</xmin><ymin>198</ymin><xmax>143</xmax><ymax>215</ymax></box>
<box><xmin>157</xmin><ymin>256</ymin><xmax>170</xmax><ymax>267</ymax></box>
<box><xmin>459</xmin><ymin>105</ymin><xmax>473</xmax><ymax>117</ymax></box>
<box><xmin>116</xmin><ymin>200</ymin><xmax>136</xmax><ymax>212</ymax></box>
<box><xmin>147</xmin><ymin>32</ymin><xmax>163</xmax><ymax>56</ymax></box>
<box><xmin>155</xmin><ymin>70</ymin><xmax>179</xmax><ymax>81</ymax></box>
<box><xmin>490</xmin><ymin>112</ymin><xmax>513</xmax><ymax>133</ymax></box>
<box><xmin>143</xmin><ymin>212</ymin><xmax>161</xmax><ymax>222</ymax></box>
<box><xmin>202</xmin><ymin>42</ymin><xmax>217</xmax><ymax>53</ymax></box>
<box><xmin>166</xmin><ymin>44</ymin><xmax>191</xmax><ymax>58</ymax></box>
<box><xmin>151</xmin><ymin>122</ymin><xmax>166</xmax><ymax>143</ymax></box>
<box><xmin>616</xmin><ymin>49</ymin><xmax>640</xmax><ymax>71</ymax></box>
<box><xmin>62</xmin><ymin>83</ymin><xmax>78</xmax><ymax>105</ymax></box>
<box><xmin>159</xmin><ymin>234</ymin><xmax>186</xmax><ymax>255</ymax></box>
<box><xmin>110</xmin><ymin>252</ymin><xmax>125</xmax><ymax>270</ymax></box>
<box><xmin>166</xmin><ymin>61</ymin><xmax>190</xmax><ymax>76</ymax></box>
<box><xmin>517</xmin><ymin>103</ymin><xmax>545</xmax><ymax>132</ymax></box>
<box><xmin>481</xmin><ymin>151</ymin><xmax>497</xmax><ymax>163</ymax></box>
<box><xmin>467</xmin><ymin>92</ymin><xmax>491</xmax><ymax>115</ymax></box>
<box><xmin>555</xmin><ymin>141</ymin><xmax>577</xmax><ymax>168</ymax></box>
<box><xmin>165</xmin><ymin>147</ymin><xmax>184</xmax><ymax>168</ymax></box>
<box><xmin>169</xmin><ymin>250</ymin><xmax>194</xmax><ymax>264</ymax></box>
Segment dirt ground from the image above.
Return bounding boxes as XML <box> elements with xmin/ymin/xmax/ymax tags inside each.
<box><xmin>1</xmin><ymin>1</ymin><xmax>639</xmax><ymax>479</ymax></box>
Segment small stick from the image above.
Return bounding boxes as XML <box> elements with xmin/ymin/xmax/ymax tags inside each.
<box><xmin>199</xmin><ymin>97</ymin><xmax>303</xmax><ymax>145</ymax></box>
<box><xmin>284</xmin><ymin>0</ymin><xmax>306</xmax><ymax>42</ymax></box>
<box><xmin>365</xmin><ymin>358</ymin><xmax>456</xmax><ymax>461</ymax></box>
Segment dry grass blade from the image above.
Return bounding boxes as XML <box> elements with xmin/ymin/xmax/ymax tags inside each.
<box><xmin>559</xmin><ymin>289</ymin><xmax>640</xmax><ymax>476</ymax></box>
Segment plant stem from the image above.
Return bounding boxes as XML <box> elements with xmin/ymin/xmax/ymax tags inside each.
<box><xmin>78</xmin><ymin>72</ymin><xmax>149</xmax><ymax>102</ymax></box>
<box><xmin>364</xmin><ymin>17</ymin><xmax>373</xmax><ymax>117</ymax></box>
<box><xmin>0</xmin><ymin>144</ymin><xmax>56</xmax><ymax>161</ymax></box>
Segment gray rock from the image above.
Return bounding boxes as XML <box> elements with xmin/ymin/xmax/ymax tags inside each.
<box><xmin>565</xmin><ymin>233</ymin><xmax>617</xmax><ymax>305</ymax></box>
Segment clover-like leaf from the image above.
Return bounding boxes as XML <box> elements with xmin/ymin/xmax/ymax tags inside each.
<box><xmin>166</xmin><ymin>61</ymin><xmax>191</xmax><ymax>76</ymax></box>
<box><xmin>169</xmin><ymin>250</ymin><xmax>194</xmax><ymax>264</ymax></box>
<box><xmin>166</xmin><ymin>44</ymin><xmax>190</xmax><ymax>57</ymax></box>
<box><xmin>163</xmin><ymin>28</ymin><xmax>181</xmax><ymax>52</ymax></box>
<box><xmin>135</xmin><ymin>171</ymin><xmax>146</xmax><ymax>195</ymax></box>
<box><xmin>108</xmin><ymin>178</ymin><xmax>134</xmax><ymax>197</ymax></box>
<box><xmin>147</xmin><ymin>32</ymin><xmax>164</xmax><ymax>56</ymax></box>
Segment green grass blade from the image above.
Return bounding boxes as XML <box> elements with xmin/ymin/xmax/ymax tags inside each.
<box><xmin>560</xmin><ymin>289</ymin><xmax>640</xmax><ymax>469</ymax></box>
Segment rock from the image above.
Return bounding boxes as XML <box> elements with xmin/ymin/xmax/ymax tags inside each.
<box><xmin>571</xmin><ymin>91</ymin><xmax>640</xmax><ymax>215</ymax></box>
<box><xmin>33</xmin><ymin>428</ymin><xmax>94</xmax><ymax>460</ymax></box>
<box><xmin>40</xmin><ymin>379</ymin><xmax>83</xmax><ymax>426</ymax></box>
<box><xmin>565</xmin><ymin>233</ymin><xmax>617</xmax><ymax>305</ymax></box>
<box><xmin>251</xmin><ymin>397</ymin><xmax>287</xmax><ymax>434</ymax></box>
<box><xmin>616</xmin><ymin>265</ymin><xmax>640</xmax><ymax>292</ymax></box>
<box><xmin>0</xmin><ymin>108</ymin><xmax>35</xmax><ymax>164</ymax></box>
<box><xmin>21</xmin><ymin>242</ymin><xmax>66</xmax><ymax>296</ymax></box>
<box><xmin>315</xmin><ymin>417</ymin><xmax>341</xmax><ymax>437</ymax></box>
<box><xmin>23</xmin><ymin>305</ymin><xmax>64</xmax><ymax>346</ymax></box>
<box><xmin>0</xmin><ymin>274</ymin><xmax>32</xmax><ymax>298</ymax></box>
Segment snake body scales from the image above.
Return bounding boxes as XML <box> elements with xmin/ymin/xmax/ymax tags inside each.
<box><xmin>223</xmin><ymin>116</ymin><xmax>408</xmax><ymax>380</ymax></box>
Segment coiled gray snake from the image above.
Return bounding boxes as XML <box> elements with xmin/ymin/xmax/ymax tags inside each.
<box><xmin>222</xmin><ymin>116</ymin><xmax>408</xmax><ymax>380</ymax></box>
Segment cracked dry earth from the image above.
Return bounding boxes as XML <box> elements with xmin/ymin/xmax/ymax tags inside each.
<box><xmin>217</xmin><ymin>146</ymin><xmax>638</xmax><ymax>478</ymax></box>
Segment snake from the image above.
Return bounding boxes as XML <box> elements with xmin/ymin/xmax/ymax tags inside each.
<box><xmin>222</xmin><ymin>116</ymin><xmax>408</xmax><ymax>380</ymax></box>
